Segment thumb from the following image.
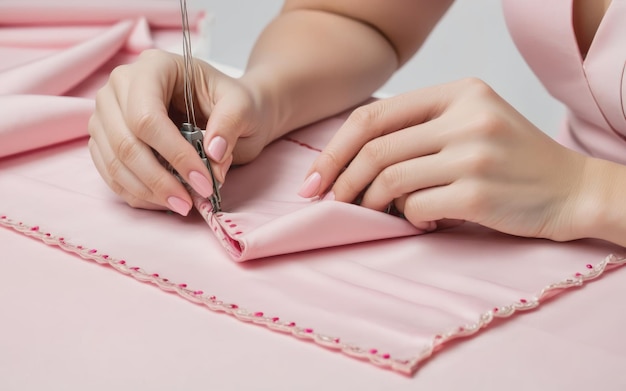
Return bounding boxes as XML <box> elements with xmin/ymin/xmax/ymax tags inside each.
<box><xmin>203</xmin><ymin>90</ymin><xmax>256</xmax><ymax>178</ymax></box>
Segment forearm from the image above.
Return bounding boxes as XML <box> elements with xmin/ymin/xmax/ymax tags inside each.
<box><xmin>240</xmin><ymin>9</ymin><xmax>396</xmax><ymax>139</ymax></box>
<box><xmin>238</xmin><ymin>1</ymin><xmax>453</xmax><ymax>140</ymax></box>
<box><xmin>577</xmin><ymin>158</ymin><xmax>626</xmax><ymax>247</ymax></box>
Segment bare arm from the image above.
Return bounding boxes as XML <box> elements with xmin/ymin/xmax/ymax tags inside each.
<box><xmin>236</xmin><ymin>0</ymin><xmax>453</xmax><ymax>141</ymax></box>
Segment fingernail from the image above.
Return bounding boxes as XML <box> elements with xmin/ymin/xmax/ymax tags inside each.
<box><xmin>206</xmin><ymin>136</ymin><xmax>227</xmax><ymax>161</ymax></box>
<box><xmin>298</xmin><ymin>172</ymin><xmax>321</xmax><ymax>198</ymax></box>
<box><xmin>188</xmin><ymin>171</ymin><xmax>214</xmax><ymax>198</ymax></box>
<box><xmin>322</xmin><ymin>191</ymin><xmax>335</xmax><ymax>201</ymax></box>
<box><xmin>167</xmin><ymin>196</ymin><xmax>191</xmax><ymax>216</ymax></box>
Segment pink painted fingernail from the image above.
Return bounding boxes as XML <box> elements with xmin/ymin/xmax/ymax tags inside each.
<box><xmin>206</xmin><ymin>136</ymin><xmax>227</xmax><ymax>161</ymax></box>
<box><xmin>298</xmin><ymin>172</ymin><xmax>321</xmax><ymax>198</ymax></box>
<box><xmin>322</xmin><ymin>191</ymin><xmax>335</xmax><ymax>201</ymax></box>
<box><xmin>188</xmin><ymin>171</ymin><xmax>214</xmax><ymax>198</ymax></box>
<box><xmin>167</xmin><ymin>196</ymin><xmax>191</xmax><ymax>216</ymax></box>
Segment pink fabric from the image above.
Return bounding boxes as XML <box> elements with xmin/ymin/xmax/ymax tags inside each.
<box><xmin>0</xmin><ymin>1</ymin><xmax>199</xmax><ymax>158</ymax></box>
<box><xmin>1</xmin><ymin>0</ymin><xmax>626</xmax><ymax>378</ymax></box>
<box><xmin>503</xmin><ymin>0</ymin><xmax>626</xmax><ymax>164</ymax></box>
<box><xmin>194</xmin><ymin>116</ymin><xmax>423</xmax><ymax>261</ymax></box>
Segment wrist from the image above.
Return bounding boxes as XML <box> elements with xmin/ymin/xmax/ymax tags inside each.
<box><xmin>574</xmin><ymin>157</ymin><xmax>626</xmax><ymax>247</ymax></box>
<box><xmin>239</xmin><ymin>69</ymin><xmax>293</xmax><ymax>145</ymax></box>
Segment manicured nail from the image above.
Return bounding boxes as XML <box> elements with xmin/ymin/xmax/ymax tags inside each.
<box><xmin>188</xmin><ymin>170</ymin><xmax>214</xmax><ymax>198</ymax></box>
<box><xmin>298</xmin><ymin>172</ymin><xmax>321</xmax><ymax>198</ymax></box>
<box><xmin>167</xmin><ymin>196</ymin><xmax>191</xmax><ymax>216</ymax></box>
<box><xmin>322</xmin><ymin>191</ymin><xmax>335</xmax><ymax>201</ymax></box>
<box><xmin>206</xmin><ymin>136</ymin><xmax>227</xmax><ymax>161</ymax></box>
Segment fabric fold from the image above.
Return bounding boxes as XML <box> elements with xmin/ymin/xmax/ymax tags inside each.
<box><xmin>0</xmin><ymin>95</ymin><xmax>94</xmax><ymax>158</ymax></box>
<box><xmin>0</xmin><ymin>20</ymin><xmax>135</xmax><ymax>96</ymax></box>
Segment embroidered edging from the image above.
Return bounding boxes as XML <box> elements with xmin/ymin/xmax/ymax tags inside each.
<box><xmin>1</xmin><ymin>214</ymin><xmax>624</xmax><ymax>375</ymax></box>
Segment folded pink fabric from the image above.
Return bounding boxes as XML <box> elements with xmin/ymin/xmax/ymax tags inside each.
<box><xmin>0</xmin><ymin>1</ymin><xmax>200</xmax><ymax>158</ymax></box>
<box><xmin>194</xmin><ymin>115</ymin><xmax>423</xmax><ymax>261</ymax></box>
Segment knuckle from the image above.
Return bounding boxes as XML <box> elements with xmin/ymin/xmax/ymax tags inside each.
<box><xmin>464</xmin><ymin>149</ymin><xmax>494</xmax><ymax>176</ymax></box>
<box><xmin>377</xmin><ymin>165</ymin><xmax>405</xmax><ymax>194</ymax></box>
<box><xmin>130</xmin><ymin>111</ymin><xmax>158</xmax><ymax>140</ymax></box>
<box><xmin>403</xmin><ymin>194</ymin><xmax>428</xmax><ymax>220</ymax></box>
<box><xmin>168</xmin><ymin>148</ymin><xmax>191</xmax><ymax>170</ymax></box>
<box><xmin>360</xmin><ymin>138</ymin><xmax>390</xmax><ymax>163</ymax></box>
<box><xmin>460</xmin><ymin>77</ymin><xmax>494</xmax><ymax>96</ymax></box>
<box><xmin>104</xmin><ymin>156</ymin><xmax>125</xmax><ymax>182</ymax></box>
<box><xmin>108</xmin><ymin>63</ymin><xmax>130</xmax><ymax>82</ymax></box>
<box><xmin>115</xmin><ymin>134</ymin><xmax>141</xmax><ymax>164</ymax></box>
<box><xmin>317</xmin><ymin>149</ymin><xmax>345</xmax><ymax>172</ymax></box>
<box><xmin>349</xmin><ymin>102</ymin><xmax>382</xmax><ymax>129</ymax></box>
<box><xmin>472</xmin><ymin>111</ymin><xmax>503</xmax><ymax>137</ymax></box>
<box><xmin>144</xmin><ymin>173</ymin><xmax>171</xmax><ymax>197</ymax></box>
<box><xmin>109</xmin><ymin>179</ymin><xmax>125</xmax><ymax>197</ymax></box>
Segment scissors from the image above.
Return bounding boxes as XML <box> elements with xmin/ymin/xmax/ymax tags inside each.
<box><xmin>177</xmin><ymin>0</ymin><xmax>222</xmax><ymax>213</ymax></box>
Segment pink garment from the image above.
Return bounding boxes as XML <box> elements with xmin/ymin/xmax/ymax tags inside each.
<box><xmin>503</xmin><ymin>0</ymin><xmax>626</xmax><ymax>164</ymax></box>
<box><xmin>1</xmin><ymin>0</ymin><xmax>626</xmax><ymax>377</ymax></box>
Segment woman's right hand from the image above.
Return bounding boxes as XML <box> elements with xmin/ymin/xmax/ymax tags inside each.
<box><xmin>88</xmin><ymin>49</ymin><xmax>273</xmax><ymax>216</ymax></box>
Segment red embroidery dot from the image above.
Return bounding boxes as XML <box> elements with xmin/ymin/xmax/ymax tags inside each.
<box><xmin>45</xmin><ymin>233</ymin><xmax>51</xmax><ymax>237</ymax></box>
<box><xmin>77</xmin><ymin>246</ymin><xmax>83</xmax><ymax>249</ymax></box>
<box><xmin>229</xmin><ymin>304</ymin><xmax>239</xmax><ymax>309</ymax></box>
<box><xmin>493</xmin><ymin>307</ymin><xmax>499</xmax><ymax>312</ymax></box>
<box><xmin>234</xmin><ymin>231</ymin><xmax>242</xmax><ymax>235</ymax></box>
<box><xmin>193</xmin><ymin>290</ymin><xmax>203</xmax><ymax>295</ymax></box>
<box><xmin>152</xmin><ymin>273</ymin><xmax>159</xmax><ymax>277</ymax></box>
<box><xmin>369</xmin><ymin>349</ymin><xmax>378</xmax><ymax>354</ymax></box>
<box><xmin>162</xmin><ymin>278</ymin><xmax>169</xmax><ymax>282</ymax></box>
<box><xmin>118</xmin><ymin>260</ymin><xmax>126</xmax><ymax>265</ymax></box>
<box><xmin>458</xmin><ymin>327</ymin><xmax>465</xmax><ymax>332</ymax></box>
<box><xmin>0</xmin><ymin>215</ymin><xmax>6</xmax><ymax>219</ymax></box>
<box><xmin>88</xmin><ymin>249</ymin><xmax>97</xmax><ymax>254</ymax></box>
<box><xmin>224</xmin><ymin>219</ymin><xmax>232</xmax><ymax>223</ymax></box>
<box><xmin>304</xmin><ymin>328</ymin><xmax>313</xmax><ymax>333</ymax></box>
<box><xmin>334</xmin><ymin>338</ymin><xmax>340</xmax><ymax>344</ymax></box>
<box><xmin>30</xmin><ymin>226</ymin><xmax>39</xmax><ymax>231</ymax></box>
<box><xmin>130</xmin><ymin>267</ymin><xmax>140</xmax><ymax>271</ymax></box>
<box><xmin>209</xmin><ymin>296</ymin><xmax>216</xmax><ymax>300</ymax></box>
<box><xmin>102</xmin><ymin>255</ymin><xmax>109</xmax><ymax>259</ymax></box>
<box><xmin>254</xmin><ymin>312</ymin><xmax>264</xmax><ymax>317</ymax></box>
<box><xmin>434</xmin><ymin>335</ymin><xmax>442</xmax><ymax>339</ymax></box>
<box><xmin>586</xmin><ymin>264</ymin><xmax>593</xmax><ymax>269</ymax></box>
<box><xmin>178</xmin><ymin>283</ymin><xmax>187</xmax><ymax>288</ymax></box>
<box><xmin>575</xmin><ymin>272</ymin><xmax>582</xmax><ymax>277</ymax></box>
<box><xmin>271</xmin><ymin>317</ymin><xmax>280</xmax><ymax>322</ymax></box>
<box><xmin>229</xmin><ymin>224</ymin><xmax>236</xmax><ymax>228</ymax></box>
<box><xmin>382</xmin><ymin>354</ymin><xmax>391</xmax><ymax>359</ymax></box>
<box><xmin>520</xmin><ymin>299</ymin><xmax>527</xmax><ymax>303</ymax></box>
<box><xmin>287</xmin><ymin>322</ymin><xmax>296</xmax><ymax>327</ymax></box>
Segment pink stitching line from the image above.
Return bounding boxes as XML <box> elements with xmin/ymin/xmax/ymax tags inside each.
<box><xmin>2</xmin><ymin>213</ymin><xmax>625</xmax><ymax>375</ymax></box>
<box><xmin>281</xmin><ymin>136</ymin><xmax>323</xmax><ymax>153</ymax></box>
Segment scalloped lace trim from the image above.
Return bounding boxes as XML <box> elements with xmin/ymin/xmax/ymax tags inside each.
<box><xmin>1</xmin><ymin>214</ymin><xmax>624</xmax><ymax>375</ymax></box>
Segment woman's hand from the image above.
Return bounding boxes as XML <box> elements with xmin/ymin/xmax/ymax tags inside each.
<box><xmin>88</xmin><ymin>49</ymin><xmax>272</xmax><ymax>215</ymax></box>
<box><xmin>302</xmin><ymin>78</ymin><xmax>591</xmax><ymax>241</ymax></box>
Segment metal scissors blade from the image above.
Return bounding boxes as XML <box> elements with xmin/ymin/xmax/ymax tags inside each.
<box><xmin>179</xmin><ymin>0</ymin><xmax>222</xmax><ymax>212</ymax></box>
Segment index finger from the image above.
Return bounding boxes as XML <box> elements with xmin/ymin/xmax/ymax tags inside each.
<box><xmin>120</xmin><ymin>51</ymin><xmax>218</xmax><ymax>199</ymax></box>
<box><xmin>302</xmin><ymin>86</ymin><xmax>448</xmax><ymax>198</ymax></box>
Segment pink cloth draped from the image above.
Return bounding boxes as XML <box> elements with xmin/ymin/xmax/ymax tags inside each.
<box><xmin>0</xmin><ymin>0</ymin><xmax>201</xmax><ymax>158</ymax></box>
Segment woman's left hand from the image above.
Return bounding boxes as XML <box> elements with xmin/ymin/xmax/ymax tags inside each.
<box><xmin>300</xmin><ymin>78</ymin><xmax>590</xmax><ymax>241</ymax></box>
